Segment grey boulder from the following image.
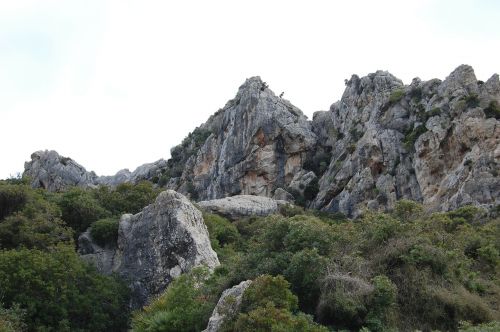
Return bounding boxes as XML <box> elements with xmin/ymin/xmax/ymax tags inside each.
<box><xmin>79</xmin><ymin>190</ymin><xmax>219</xmax><ymax>308</ymax></box>
<box><xmin>198</xmin><ymin>195</ymin><xmax>285</xmax><ymax>220</ymax></box>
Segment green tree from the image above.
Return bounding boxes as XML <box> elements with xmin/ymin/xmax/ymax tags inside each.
<box><xmin>132</xmin><ymin>268</ymin><xmax>215</xmax><ymax>332</ymax></box>
<box><xmin>58</xmin><ymin>187</ymin><xmax>110</xmax><ymax>235</ymax></box>
<box><xmin>0</xmin><ymin>246</ymin><xmax>130</xmax><ymax>331</ymax></box>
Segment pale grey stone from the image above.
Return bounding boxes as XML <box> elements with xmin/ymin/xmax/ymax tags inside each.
<box><xmin>198</xmin><ymin>195</ymin><xmax>280</xmax><ymax>220</ymax></box>
<box><xmin>202</xmin><ymin>280</ymin><xmax>252</xmax><ymax>332</ymax></box>
<box><xmin>79</xmin><ymin>190</ymin><xmax>219</xmax><ymax>308</ymax></box>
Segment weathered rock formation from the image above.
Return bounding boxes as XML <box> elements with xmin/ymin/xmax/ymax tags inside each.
<box><xmin>198</xmin><ymin>195</ymin><xmax>287</xmax><ymax>221</ymax></box>
<box><xmin>78</xmin><ymin>190</ymin><xmax>219</xmax><ymax>308</ymax></box>
<box><xmin>24</xmin><ymin>66</ymin><xmax>500</xmax><ymax>216</ymax></box>
<box><xmin>24</xmin><ymin>150</ymin><xmax>98</xmax><ymax>191</ymax></box>
<box><xmin>24</xmin><ymin>150</ymin><xmax>167</xmax><ymax>191</ymax></box>
<box><xmin>202</xmin><ymin>280</ymin><xmax>252</xmax><ymax>332</ymax></box>
<box><xmin>311</xmin><ymin>65</ymin><xmax>500</xmax><ymax>216</ymax></box>
<box><xmin>164</xmin><ymin>77</ymin><xmax>317</xmax><ymax>200</ymax></box>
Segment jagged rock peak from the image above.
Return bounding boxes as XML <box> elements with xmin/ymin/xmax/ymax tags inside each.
<box><xmin>344</xmin><ymin>70</ymin><xmax>404</xmax><ymax>96</ymax></box>
<box><xmin>438</xmin><ymin>64</ymin><xmax>478</xmax><ymax>97</ymax></box>
<box><xmin>166</xmin><ymin>75</ymin><xmax>317</xmax><ymax>201</ymax></box>
<box><xmin>79</xmin><ymin>190</ymin><xmax>219</xmax><ymax>308</ymax></box>
<box><xmin>312</xmin><ymin>64</ymin><xmax>500</xmax><ymax>217</ymax></box>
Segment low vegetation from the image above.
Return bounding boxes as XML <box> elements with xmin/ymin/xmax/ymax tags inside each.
<box><xmin>0</xmin><ymin>179</ymin><xmax>498</xmax><ymax>331</ymax></box>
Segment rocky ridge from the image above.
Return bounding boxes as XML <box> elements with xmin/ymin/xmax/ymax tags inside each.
<box><xmin>23</xmin><ymin>65</ymin><xmax>500</xmax><ymax>216</ymax></box>
<box><xmin>24</xmin><ymin>150</ymin><xmax>168</xmax><ymax>190</ymax></box>
<box><xmin>78</xmin><ymin>190</ymin><xmax>219</xmax><ymax>308</ymax></box>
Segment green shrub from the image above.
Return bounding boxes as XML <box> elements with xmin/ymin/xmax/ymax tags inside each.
<box><xmin>464</xmin><ymin>94</ymin><xmax>480</xmax><ymax>108</ymax></box>
<box><xmin>93</xmin><ymin>181</ymin><xmax>160</xmax><ymax>216</ymax></box>
<box><xmin>132</xmin><ymin>267</ymin><xmax>215</xmax><ymax>332</ymax></box>
<box><xmin>389</xmin><ymin>89</ymin><xmax>405</xmax><ymax>104</ymax></box>
<box><xmin>203</xmin><ymin>213</ymin><xmax>241</xmax><ymax>251</ymax></box>
<box><xmin>393</xmin><ymin>199</ymin><xmax>423</xmax><ymax>222</ymax></box>
<box><xmin>365</xmin><ymin>275</ymin><xmax>397</xmax><ymax>332</ymax></box>
<box><xmin>233</xmin><ymin>304</ymin><xmax>328</xmax><ymax>332</ymax></box>
<box><xmin>284</xmin><ymin>249</ymin><xmax>327</xmax><ymax>311</ymax></box>
<box><xmin>484</xmin><ymin>101</ymin><xmax>500</xmax><ymax>119</ymax></box>
<box><xmin>0</xmin><ymin>303</ymin><xmax>26</xmax><ymax>332</ymax></box>
<box><xmin>459</xmin><ymin>321</ymin><xmax>500</xmax><ymax>331</ymax></box>
<box><xmin>90</xmin><ymin>218</ymin><xmax>119</xmax><ymax>247</ymax></box>
<box><xmin>403</xmin><ymin>124</ymin><xmax>427</xmax><ymax>150</ymax></box>
<box><xmin>0</xmin><ymin>246</ymin><xmax>130</xmax><ymax>331</ymax></box>
<box><xmin>241</xmin><ymin>275</ymin><xmax>298</xmax><ymax>313</ymax></box>
<box><xmin>0</xmin><ymin>183</ymin><xmax>28</xmax><ymax>221</ymax></box>
<box><xmin>0</xmin><ymin>186</ymin><xmax>73</xmax><ymax>250</ymax></box>
<box><xmin>58</xmin><ymin>187</ymin><xmax>110</xmax><ymax>235</ymax></box>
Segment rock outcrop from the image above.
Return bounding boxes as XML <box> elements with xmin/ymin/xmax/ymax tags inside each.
<box><xmin>79</xmin><ymin>190</ymin><xmax>219</xmax><ymax>308</ymax></box>
<box><xmin>164</xmin><ymin>77</ymin><xmax>317</xmax><ymax>200</ymax></box>
<box><xmin>202</xmin><ymin>280</ymin><xmax>252</xmax><ymax>332</ymax></box>
<box><xmin>24</xmin><ymin>150</ymin><xmax>98</xmax><ymax>191</ymax></box>
<box><xmin>311</xmin><ymin>65</ymin><xmax>500</xmax><ymax>216</ymax></box>
<box><xmin>24</xmin><ymin>150</ymin><xmax>168</xmax><ymax>191</ymax></box>
<box><xmin>198</xmin><ymin>195</ymin><xmax>286</xmax><ymax>220</ymax></box>
<box><xmin>24</xmin><ymin>66</ymin><xmax>500</xmax><ymax>216</ymax></box>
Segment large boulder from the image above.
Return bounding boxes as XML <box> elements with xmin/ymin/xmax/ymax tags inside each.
<box><xmin>198</xmin><ymin>195</ymin><xmax>286</xmax><ymax>220</ymax></box>
<box><xmin>79</xmin><ymin>190</ymin><xmax>219</xmax><ymax>308</ymax></box>
<box><xmin>202</xmin><ymin>280</ymin><xmax>252</xmax><ymax>332</ymax></box>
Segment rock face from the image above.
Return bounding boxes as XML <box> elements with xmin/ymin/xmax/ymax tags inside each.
<box><xmin>24</xmin><ymin>66</ymin><xmax>500</xmax><ymax>216</ymax></box>
<box><xmin>79</xmin><ymin>190</ymin><xmax>219</xmax><ymax>308</ymax></box>
<box><xmin>202</xmin><ymin>280</ymin><xmax>252</xmax><ymax>332</ymax></box>
<box><xmin>165</xmin><ymin>77</ymin><xmax>317</xmax><ymax>200</ymax></box>
<box><xmin>23</xmin><ymin>150</ymin><xmax>168</xmax><ymax>191</ymax></box>
<box><xmin>311</xmin><ymin>65</ymin><xmax>500</xmax><ymax>216</ymax></box>
<box><xmin>24</xmin><ymin>150</ymin><xmax>98</xmax><ymax>191</ymax></box>
<box><xmin>198</xmin><ymin>195</ymin><xmax>285</xmax><ymax>220</ymax></box>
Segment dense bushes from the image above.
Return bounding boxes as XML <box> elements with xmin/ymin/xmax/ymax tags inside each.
<box><xmin>1</xmin><ymin>178</ymin><xmax>499</xmax><ymax>331</ymax></box>
<box><xmin>0</xmin><ymin>183</ymin><xmax>28</xmax><ymax>220</ymax></box>
<box><xmin>58</xmin><ymin>187</ymin><xmax>110</xmax><ymax>235</ymax></box>
<box><xmin>93</xmin><ymin>181</ymin><xmax>160</xmax><ymax>216</ymax></box>
<box><xmin>132</xmin><ymin>268</ymin><xmax>215</xmax><ymax>332</ymax></box>
<box><xmin>0</xmin><ymin>246</ymin><xmax>130</xmax><ymax>331</ymax></box>
<box><xmin>227</xmin><ymin>275</ymin><xmax>328</xmax><ymax>332</ymax></box>
<box><xmin>0</xmin><ymin>182</ymin><xmax>73</xmax><ymax>250</ymax></box>
<box><xmin>90</xmin><ymin>218</ymin><xmax>120</xmax><ymax>247</ymax></box>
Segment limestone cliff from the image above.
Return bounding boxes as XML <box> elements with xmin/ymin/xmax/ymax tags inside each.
<box><xmin>163</xmin><ymin>77</ymin><xmax>317</xmax><ymax>200</ymax></box>
<box><xmin>312</xmin><ymin>65</ymin><xmax>500</xmax><ymax>216</ymax></box>
<box><xmin>23</xmin><ymin>66</ymin><xmax>500</xmax><ymax>216</ymax></box>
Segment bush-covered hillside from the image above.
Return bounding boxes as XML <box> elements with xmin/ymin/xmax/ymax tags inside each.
<box><xmin>0</xmin><ymin>177</ymin><xmax>498</xmax><ymax>331</ymax></box>
<box><xmin>134</xmin><ymin>202</ymin><xmax>500</xmax><ymax>331</ymax></box>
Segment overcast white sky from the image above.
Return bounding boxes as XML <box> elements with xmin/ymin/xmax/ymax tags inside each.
<box><xmin>1</xmin><ymin>0</ymin><xmax>499</xmax><ymax>179</ymax></box>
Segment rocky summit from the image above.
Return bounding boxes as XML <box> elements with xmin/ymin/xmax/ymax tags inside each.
<box><xmin>24</xmin><ymin>65</ymin><xmax>500</xmax><ymax>216</ymax></box>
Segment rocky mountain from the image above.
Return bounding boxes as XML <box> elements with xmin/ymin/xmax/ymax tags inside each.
<box><xmin>23</xmin><ymin>65</ymin><xmax>500</xmax><ymax>216</ymax></box>
<box><xmin>311</xmin><ymin>65</ymin><xmax>499</xmax><ymax>216</ymax></box>
<box><xmin>78</xmin><ymin>190</ymin><xmax>219</xmax><ymax>308</ymax></box>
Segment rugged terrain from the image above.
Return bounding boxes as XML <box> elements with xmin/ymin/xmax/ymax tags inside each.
<box><xmin>24</xmin><ymin>65</ymin><xmax>499</xmax><ymax>217</ymax></box>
